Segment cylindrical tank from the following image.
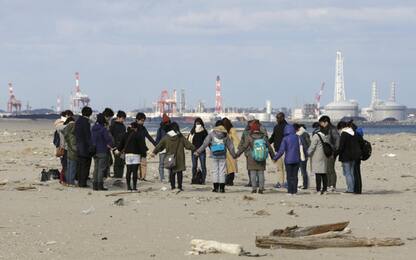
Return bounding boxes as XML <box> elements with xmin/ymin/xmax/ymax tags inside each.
<box><xmin>324</xmin><ymin>101</ymin><xmax>359</xmax><ymax>121</ymax></box>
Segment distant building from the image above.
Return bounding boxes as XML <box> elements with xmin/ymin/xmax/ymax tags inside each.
<box><xmin>303</xmin><ymin>103</ymin><xmax>317</xmax><ymax>119</ymax></box>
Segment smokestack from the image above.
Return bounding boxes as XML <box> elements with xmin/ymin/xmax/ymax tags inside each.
<box><xmin>389</xmin><ymin>81</ymin><xmax>396</xmax><ymax>103</ymax></box>
<box><xmin>334</xmin><ymin>51</ymin><xmax>346</xmax><ymax>103</ymax></box>
<box><xmin>215</xmin><ymin>75</ymin><xmax>222</xmax><ymax>113</ymax></box>
<box><xmin>371</xmin><ymin>81</ymin><xmax>378</xmax><ymax>107</ymax></box>
<box><xmin>75</xmin><ymin>72</ymin><xmax>80</xmax><ymax>93</ymax></box>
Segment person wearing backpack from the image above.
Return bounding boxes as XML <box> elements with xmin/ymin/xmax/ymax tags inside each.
<box><xmin>223</xmin><ymin>118</ymin><xmax>240</xmax><ymax>186</ymax></box>
<box><xmin>151</xmin><ymin>122</ymin><xmax>195</xmax><ymax>191</ymax></box>
<box><xmin>352</xmin><ymin>123</ymin><xmax>369</xmax><ymax>194</ymax></box>
<box><xmin>91</xmin><ymin>113</ymin><xmax>114</xmax><ymax>191</ymax></box>
<box><xmin>188</xmin><ymin>118</ymin><xmax>208</xmax><ymax>185</ymax></box>
<box><xmin>235</xmin><ymin>120</ymin><xmax>274</xmax><ymax>194</ymax></box>
<box><xmin>273</xmin><ymin>124</ymin><xmax>308</xmax><ymax>195</ymax></box>
<box><xmin>194</xmin><ymin>120</ymin><xmax>236</xmax><ymax>193</ymax></box>
<box><xmin>294</xmin><ymin>124</ymin><xmax>311</xmax><ymax>189</ymax></box>
<box><xmin>337</xmin><ymin>121</ymin><xmax>362</xmax><ymax>193</ymax></box>
<box><xmin>308</xmin><ymin>127</ymin><xmax>330</xmax><ymax>194</ymax></box>
<box><xmin>62</xmin><ymin>116</ymin><xmax>77</xmax><ymax>186</ymax></box>
<box><xmin>116</xmin><ymin>122</ymin><xmax>146</xmax><ymax>191</ymax></box>
<box><xmin>155</xmin><ymin>114</ymin><xmax>171</xmax><ymax>183</ymax></box>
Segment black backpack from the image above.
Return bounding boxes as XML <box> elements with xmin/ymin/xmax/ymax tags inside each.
<box><xmin>317</xmin><ymin>133</ymin><xmax>334</xmax><ymax>158</ymax></box>
<box><xmin>360</xmin><ymin>139</ymin><xmax>372</xmax><ymax>161</ymax></box>
<box><xmin>191</xmin><ymin>168</ymin><xmax>204</xmax><ymax>185</ymax></box>
<box><xmin>53</xmin><ymin>130</ymin><xmax>60</xmax><ymax>148</ymax></box>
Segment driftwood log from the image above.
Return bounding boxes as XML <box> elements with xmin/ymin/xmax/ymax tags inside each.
<box><xmin>270</xmin><ymin>221</ymin><xmax>350</xmax><ymax>237</ymax></box>
<box><xmin>256</xmin><ymin>236</ymin><xmax>404</xmax><ymax>249</ymax></box>
<box><xmin>257</xmin><ymin>222</ymin><xmax>404</xmax><ymax>250</ymax></box>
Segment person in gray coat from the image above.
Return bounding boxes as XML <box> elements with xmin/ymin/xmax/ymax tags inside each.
<box><xmin>308</xmin><ymin>129</ymin><xmax>330</xmax><ymax>194</ymax></box>
<box><xmin>319</xmin><ymin>116</ymin><xmax>340</xmax><ymax>191</ymax></box>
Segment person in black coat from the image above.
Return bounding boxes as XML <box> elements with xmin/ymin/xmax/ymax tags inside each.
<box><xmin>337</xmin><ymin>121</ymin><xmax>362</xmax><ymax>193</ymax></box>
<box><xmin>75</xmin><ymin>106</ymin><xmax>93</xmax><ymax>187</ymax></box>
<box><xmin>188</xmin><ymin>117</ymin><xmax>208</xmax><ymax>184</ymax></box>
<box><xmin>136</xmin><ymin>112</ymin><xmax>157</xmax><ymax>181</ymax></box>
<box><xmin>110</xmin><ymin>110</ymin><xmax>127</xmax><ymax>178</ymax></box>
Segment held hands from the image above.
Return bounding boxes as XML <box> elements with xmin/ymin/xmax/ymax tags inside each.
<box><xmin>114</xmin><ymin>149</ymin><xmax>120</xmax><ymax>155</ymax></box>
<box><xmin>193</xmin><ymin>151</ymin><xmax>199</xmax><ymax>157</ymax></box>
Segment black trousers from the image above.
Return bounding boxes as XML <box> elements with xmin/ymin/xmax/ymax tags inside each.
<box><xmin>354</xmin><ymin>160</ymin><xmax>362</xmax><ymax>194</ymax></box>
<box><xmin>126</xmin><ymin>164</ymin><xmax>139</xmax><ymax>189</ymax></box>
<box><xmin>225</xmin><ymin>172</ymin><xmax>235</xmax><ymax>186</ymax></box>
<box><xmin>113</xmin><ymin>153</ymin><xmax>125</xmax><ymax>178</ymax></box>
<box><xmin>169</xmin><ymin>170</ymin><xmax>183</xmax><ymax>189</ymax></box>
<box><xmin>77</xmin><ymin>156</ymin><xmax>92</xmax><ymax>187</ymax></box>
<box><xmin>315</xmin><ymin>173</ymin><xmax>328</xmax><ymax>192</ymax></box>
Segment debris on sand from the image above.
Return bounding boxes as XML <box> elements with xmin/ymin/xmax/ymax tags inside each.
<box><xmin>114</xmin><ymin>198</ymin><xmax>124</xmax><ymax>206</ymax></box>
<box><xmin>0</xmin><ymin>179</ymin><xmax>8</xmax><ymax>186</ymax></box>
<box><xmin>15</xmin><ymin>186</ymin><xmax>37</xmax><ymax>191</ymax></box>
<box><xmin>287</xmin><ymin>210</ymin><xmax>299</xmax><ymax>217</ymax></box>
<box><xmin>382</xmin><ymin>153</ymin><xmax>396</xmax><ymax>158</ymax></box>
<box><xmin>161</xmin><ymin>187</ymin><xmax>168</xmax><ymax>191</ymax></box>
<box><xmin>81</xmin><ymin>206</ymin><xmax>95</xmax><ymax>215</ymax></box>
<box><xmin>187</xmin><ymin>239</ymin><xmax>244</xmax><ymax>256</ymax></box>
<box><xmin>243</xmin><ymin>195</ymin><xmax>255</xmax><ymax>201</ymax></box>
<box><xmin>254</xmin><ymin>210</ymin><xmax>271</xmax><ymax>216</ymax></box>
<box><xmin>45</xmin><ymin>241</ymin><xmax>57</xmax><ymax>246</ymax></box>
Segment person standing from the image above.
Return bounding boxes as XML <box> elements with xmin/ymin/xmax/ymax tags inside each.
<box><xmin>155</xmin><ymin>114</ymin><xmax>171</xmax><ymax>182</ymax></box>
<box><xmin>319</xmin><ymin>116</ymin><xmax>340</xmax><ymax>191</ymax></box>
<box><xmin>354</xmin><ymin>125</ymin><xmax>365</xmax><ymax>194</ymax></box>
<box><xmin>110</xmin><ymin>110</ymin><xmax>127</xmax><ymax>179</ymax></box>
<box><xmin>152</xmin><ymin>122</ymin><xmax>195</xmax><ymax>191</ymax></box>
<box><xmin>308</xmin><ymin>127</ymin><xmax>330</xmax><ymax>194</ymax></box>
<box><xmin>273</xmin><ymin>124</ymin><xmax>307</xmax><ymax>195</ymax></box>
<box><xmin>188</xmin><ymin>118</ymin><xmax>208</xmax><ymax>184</ymax></box>
<box><xmin>62</xmin><ymin>116</ymin><xmax>77</xmax><ymax>186</ymax></box>
<box><xmin>294</xmin><ymin>124</ymin><xmax>311</xmax><ymax>189</ymax></box>
<box><xmin>75</xmin><ymin>106</ymin><xmax>93</xmax><ymax>188</ymax></box>
<box><xmin>117</xmin><ymin>122</ymin><xmax>146</xmax><ymax>191</ymax></box>
<box><xmin>195</xmin><ymin>120</ymin><xmax>236</xmax><ymax>193</ymax></box>
<box><xmin>91</xmin><ymin>114</ymin><xmax>114</xmax><ymax>191</ymax></box>
<box><xmin>235</xmin><ymin>120</ymin><xmax>274</xmax><ymax>194</ymax></box>
<box><xmin>337</xmin><ymin>121</ymin><xmax>362</xmax><ymax>193</ymax></box>
<box><xmin>136</xmin><ymin>112</ymin><xmax>157</xmax><ymax>181</ymax></box>
<box><xmin>55</xmin><ymin>110</ymin><xmax>72</xmax><ymax>184</ymax></box>
<box><xmin>269</xmin><ymin>112</ymin><xmax>288</xmax><ymax>189</ymax></box>
<box><xmin>223</xmin><ymin>118</ymin><xmax>240</xmax><ymax>186</ymax></box>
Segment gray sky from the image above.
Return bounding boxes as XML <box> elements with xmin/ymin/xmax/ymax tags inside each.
<box><xmin>1</xmin><ymin>0</ymin><xmax>415</xmax><ymax>111</ymax></box>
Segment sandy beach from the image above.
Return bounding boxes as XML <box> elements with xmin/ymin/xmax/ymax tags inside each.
<box><xmin>1</xmin><ymin>119</ymin><xmax>416</xmax><ymax>259</ymax></box>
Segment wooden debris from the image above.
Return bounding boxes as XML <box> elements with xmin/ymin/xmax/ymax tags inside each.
<box><xmin>105</xmin><ymin>191</ymin><xmax>139</xmax><ymax>197</ymax></box>
<box><xmin>255</xmin><ymin>236</ymin><xmax>404</xmax><ymax>249</ymax></box>
<box><xmin>15</xmin><ymin>186</ymin><xmax>37</xmax><ymax>191</ymax></box>
<box><xmin>254</xmin><ymin>210</ymin><xmax>270</xmax><ymax>216</ymax></box>
<box><xmin>243</xmin><ymin>195</ymin><xmax>255</xmax><ymax>201</ymax></box>
<box><xmin>270</xmin><ymin>221</ymin><xmax>350</xmax><ymax>237</ymax></box>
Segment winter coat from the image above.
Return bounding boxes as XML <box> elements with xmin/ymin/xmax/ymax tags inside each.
<box><xmin>110</xmin><ymin>121</ymin><xmax>126</xmax><ymax>148</ymax></box>
<box><xmin>226</xmin><ymin>128</ymin><xmax>240</xmax><ymax>174</ymax></box>
<box><xmin>327</xmin><ymin>125</ymin><xmax>341</xmax><ymax>151</ymax></box>
<box><xmin>153</xmin><ymin>131</ymin><xmax>195</xmax><ymax>173</ymax></box>
<box><xmin>54</xmin><ymin>118</ymin><xmax>66</xmax><ymax>149</ymax></box>
<box><xmin>75</xmin><ymin>116</ymin><xmax>92</xmax><ymax>158</ymax></box>
<box><xmin>273</xmin><ymin>124</ymin><xmax>307</xmax><ymax>165</ymax></box>
<box><xmin>269</xmin><ymin>120</ymin><xmax>288</xmax><ymax>151</ymax></box>
<box><xmin>156</xmin><ymin>122</ymin><xmax>170</xmax><ymax>144</ymax></box>
<box><xmin>307</xmin><ymin>131</ymin><xmax>329</xmax><ymax>174</ymax></box>
<box><xmin>240</xmin><ymin>124</ymin><xmax>268</xmax><ymax>157</ymax></box>
<box><xmin>91</xmin><ymin>123</ymin><xmax>113</xmax><ymax>155</ymax></box>
<box><xmin>297</xmin><ymin>127</ymin><xmax>311</xmax><ymax>150</ymax></box>
<box><xmin>188</xmin><ymin>128</ymin><xmax>208</xmax><ymax>151</ymax></box>
<box><xmin>196</xmin><ymin>126</ymin><xmax>236</xmax><ymax>159</ymax></box>
<box><xmin>63</xmin><ymin>122</ymin><xmax>77</xmax><ymax>161</ymax></box>
<box><xmin>236</xmin><ymin>131</ymin><xmax>274</xmax><ymax>171</ymax></box>
<box><xmin>118</xmin><ymin>130</ymin><xmax>147</xmax><ymax>156</ymax></box>
<box><xmin>338</xmin><ymin>128</ymin><xmax>362</xmax><ymax>162</ymax></box>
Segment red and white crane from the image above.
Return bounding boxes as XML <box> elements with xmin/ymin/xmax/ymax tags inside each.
<box><xmin>71</xmin><ymin>72</ymin><xmax>90</xmax><ymax>112</ymax></box>
<box><xmin>157</xmin><ymin>89</ymin><xmax>177</xmax><ymax>117</ymax></box>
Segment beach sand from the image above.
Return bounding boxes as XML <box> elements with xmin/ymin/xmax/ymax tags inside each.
<box><xmin>1</xmin><ymin>119</ymin><xmax>415</xmax><ymax>259</ymax></box>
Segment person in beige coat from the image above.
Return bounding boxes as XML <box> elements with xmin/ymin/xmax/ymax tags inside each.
<box><xmin>223</xmin><ymin>118</ymin><xmax>239</xmax><ymax>186</ymax></box>
<box><xmin>308</xmin><ymin>128</ymin><xmax>330</xmax><ymax>194</ymax></box>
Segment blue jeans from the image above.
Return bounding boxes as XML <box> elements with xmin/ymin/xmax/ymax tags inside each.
<box><xmin>192</xmin><ymin>152</ymin><xmax>207</xmax><ymax>183</ymax></box>
<box><xmin>66</xmin><ymin>158</ymin><xmax>77</xmax><ymax>185</ymax></box>
<box><xmin>286</xmin><ymin>163</ymin><xmax>300</xmax><ymax>194</ymax></box>
<box><xmin>93</xmin><ymin>153</ymin><xmax>108</xmax><ymax>184</ymax></box>
<box><xmin>299</xmin><ymin>160</ymin><xmax>308</xmax><ymax>189</ymax></box>
<box><xmin>342</xmin><ymin>161</ymin><xmax>355</xmax><ymax>192</ymax></box>
<box><xmin>159</xmin><ymin>153</ymin><xmax>166</xmax><ymax>181</ymax></box>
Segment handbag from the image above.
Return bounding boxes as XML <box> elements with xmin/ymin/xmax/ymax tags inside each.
<box><xmin>55</xmin><ymin>147</ymin><xmax>65</xmax><ymax>157</ymax></box>
<box><xmin>163</xmin><ymin>137</ymin><xmax>182</xmax><ymax>170</ymax></box>
<box><xmin>317</xmin><ymin>133</ymin><xmax>334</xmax><ymax>158</ymax></box>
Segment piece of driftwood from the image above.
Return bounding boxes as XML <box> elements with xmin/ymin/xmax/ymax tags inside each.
<box><xmin>255</xmin><ymin>236</ymin><xmax>404</xmax><ymax>249</ymax></box>
<box><xmin>270</xmin><ymin>221</ymin><xmax>350</xmax><ymax>237</ymax></box>
<box><xmin>188</xmin><ymin>239</ymin><xmax>244</xmax><ymax>255</ymax></box>
<box><xmin>105</xmin><ymin>191</ymin><xmax>140</xmax><ymax>197</ymax></box>
<box><xmin>15</xmin><ymin>186</ymin><xmax>37</xmax><ymax>191</ymax></box>
<box><xmin>307</xmin><ymin>228</ymin><xmax>352</xmax><ymax>239</ymax></box>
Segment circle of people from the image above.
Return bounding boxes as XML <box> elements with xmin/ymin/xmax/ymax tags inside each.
<box><xmin>54</xmin><ymin>107</ymin><xmax>367</xmax><ymax>195</ymax></box>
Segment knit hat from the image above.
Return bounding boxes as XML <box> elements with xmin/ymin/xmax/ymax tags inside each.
<box><xmin>162</xmin><ymin>113</ymin><xmax>170</xmax><ymax>124</ymax></box>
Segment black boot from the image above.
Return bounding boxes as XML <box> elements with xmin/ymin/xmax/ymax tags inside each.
<box><xmin>127</xmin><ymin>182</ymin><xmax>132</xmax><ymax>191</ymax></box>
<box><xmin>212</xmin><ymin>183</ymin><xmax>219</xmax><ymax>192</ymax></box>
<box><xmin>98</xmin><ymin>182</ymin><xmax>108</xmax><ymax>191</ymax></box>
<box><xmin>93</xmin><ymin>182</ymin><xmax>99</xmax><ymax>191</ymax></box>
<box><xmin>132</xmin><ymin>179</ymin><xmax>138</xmax><ymax>191</ymax></box>
<box><xmin>219</xmin><ymin>183</ymin><xmax>225</xmax><ymax>193</ymax></box>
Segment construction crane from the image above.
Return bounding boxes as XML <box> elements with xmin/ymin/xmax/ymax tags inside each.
<box><xmin>315</xmin><ymin>82</ymin><xmax>325</xmax><ymax>118</ymax></box>
<box><xmin>71</xmin><ymin>72</ymin><xmax>90</xmax><ymax>112</ymax></box>
<box><xmin>157</xmin><ymin>89</ymin><xmax>177</xmax><ymax>117</ymax></box>
<box><xmin>7</xmin><ymin>82</ymin><xmax>22</xmax><ymax>114</ymax></box>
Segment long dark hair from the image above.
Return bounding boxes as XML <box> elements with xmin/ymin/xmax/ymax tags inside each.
<box><xmin>222</xmin><ymin>117</ymin><xmax>233</xmax><ymax>133</ymax></box>
<box><xmin>168</xmin><ymin>122</ymin><xmax>183</xmax><ymax>137</ymax></box>
<box><xmin>190</xmin><ymin>117</ymin><xmax>205</xmax><ymax>134</ymax></box>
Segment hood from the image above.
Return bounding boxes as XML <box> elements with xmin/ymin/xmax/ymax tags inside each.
<box><xmin>284</xmin><ymin>124</ymin><xmax>296</xmax><ymax>136</ymax></box>
<box><xmin>296</xmin><ymin>127</ymin><xmax>306</xmax><ymax>136</ymax></box>
<box><xmin>341</xmin><ymin>127</ymin><xmax>355</xmax><ymax>136</ymax></box>
<box><xmin>213</xmin><ymin>126</ymin><xmax>227</xmax><ymax>138</ymax></box>
<box><xmin>92</xmin><ymin>123</ymin><xmax>105</xmax><ymax>133</ymax></box>
<box><xmin>54</xmin><ymin>117</ymin><xmax>65</xmax><ymax>127</ymax></box>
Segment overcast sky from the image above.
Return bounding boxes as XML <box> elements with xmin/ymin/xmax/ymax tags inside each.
<box><xmin>1</xmin><ymin>0</ymin><xmax>415</xmax><ymax>111</ymax></box>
